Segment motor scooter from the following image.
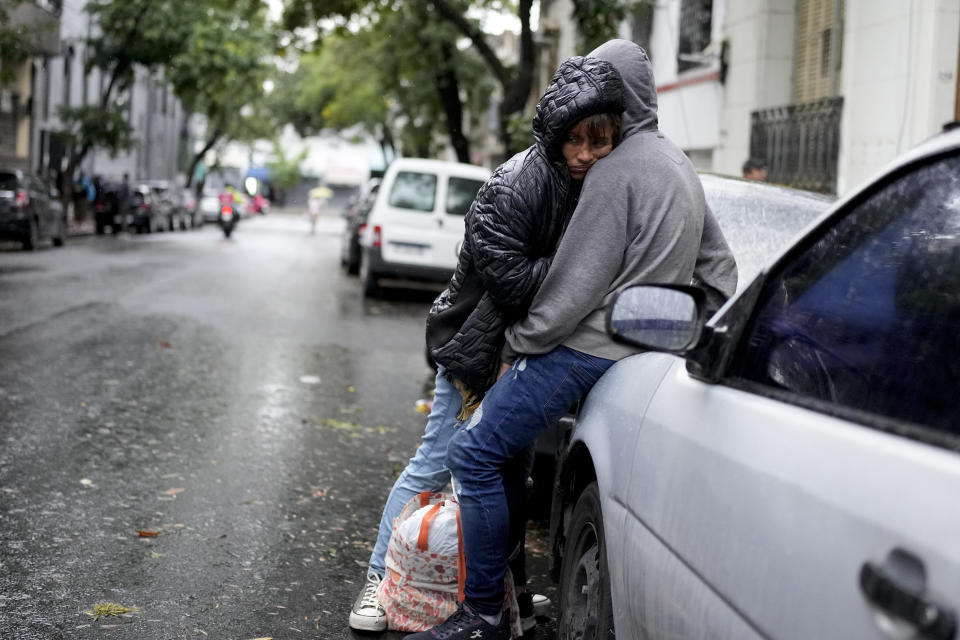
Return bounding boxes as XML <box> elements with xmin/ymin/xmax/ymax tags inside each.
<box><xmin>219</xmin><ymin>203</ymin><xmax>237</xmax><ymax>238</ymax></box>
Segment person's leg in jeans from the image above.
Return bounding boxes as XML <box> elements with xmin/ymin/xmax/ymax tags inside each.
<box><xmin>445</xmin><ymin>347</ymin><xmax>613</xmax><ymax>619</ymax></box>
<box><xmin>503</xmin><ymin>448</ymin><xmax>529</xmax><ymax>585</ymax></box>
<box><xmin>349</xmin><ymin>367</ymin><xmax>461</xmax><ymax>631</ymax></box>
<box><xmin>367</xmin><ymin>367</ymin><xmax>461</xmax><ymax>576</ymax></box>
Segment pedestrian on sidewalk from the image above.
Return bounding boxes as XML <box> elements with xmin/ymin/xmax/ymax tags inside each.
<box><xmin>348</xmin><ymin>54</ymin><xmax>624</xmax><ymax>634</ymax></box>
<box><xmin>407</xmin><ymin>39</ymin><xmax>738</xmax><ymax>640</ymax></box>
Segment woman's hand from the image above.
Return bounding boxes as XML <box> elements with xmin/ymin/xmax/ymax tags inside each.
<box><xmin>497</xmin><ymin>362</ymin><xmax>511</xmax><ymax>380</ymax></box>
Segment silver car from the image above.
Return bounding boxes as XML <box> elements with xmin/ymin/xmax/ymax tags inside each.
<box><xmin>551</xmin><ymin>131</ymin><xmax>960</xmax><ymax>639</ymax></box>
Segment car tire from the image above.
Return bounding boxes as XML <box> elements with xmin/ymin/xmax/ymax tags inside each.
<box><xmin>347</xmin><ymin>242</ymin><xmax>361</xmax><ymax>275</ymax></box>
<box><xmin>360</xmin><ymin>252</ymin><xmax>380</xmax><ymax>298</ymax></box>
<box><xmin>52</xmin><ymin>215</ymin><xmax>66</xmax><ymax>247</ymax></box>
<box><xmin>22</xmin><ymin>217</ymin><xmax>38</xmax><ymax>250</ymax></box>
<box><xmin>559</xmin><ymin>482</ymin><xmax>614</xmax><ymax>640</ymax></box>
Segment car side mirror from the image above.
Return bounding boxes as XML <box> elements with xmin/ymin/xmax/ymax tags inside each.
<box><xmin>606</xmin><ymin>284</ymin><xmax>706</xmax><ymax>352</ymax></box>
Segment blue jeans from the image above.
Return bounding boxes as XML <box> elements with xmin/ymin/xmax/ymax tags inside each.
<box><xmin>367</xmin><ymin>367</ymin><xmax>461</xmax><ymax>576</ymax></box>
<box><xmin>446</xmin><ymin>346</ymin><xmax>614</xmax><ymax>615</ymax></box>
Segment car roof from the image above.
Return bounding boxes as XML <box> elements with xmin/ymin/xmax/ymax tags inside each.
<box><xmin>385</xmin><ymin>157</ymin><xmax>491</xmax><ymax>179</ymax></box>
<box><xmin>699</xmin><ymin>173</ymin><xmax>835</xmax><ymax>289</ymax></box>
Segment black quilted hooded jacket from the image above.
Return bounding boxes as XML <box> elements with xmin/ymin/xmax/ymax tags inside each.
<box><xmin>425</xmin><ymin>56</ymin><xmax>623</xmax><ymax>401</ymax></box>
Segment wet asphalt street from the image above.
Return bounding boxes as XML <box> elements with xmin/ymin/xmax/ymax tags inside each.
<box><xmin>0</xmin><ymin>212</ymin><xmax>556</xmax><ymax>639</ymax></box>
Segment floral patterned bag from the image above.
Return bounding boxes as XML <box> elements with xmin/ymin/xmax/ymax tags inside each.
<box><xmin>376</xmin><ymin>491</ymin><xmax>522</xmax><ymax>636</ymax></box>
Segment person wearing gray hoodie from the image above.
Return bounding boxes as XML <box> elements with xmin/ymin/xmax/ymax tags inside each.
<box><xmin>409</xmin><ymin>40</ymin><xmax>737</xmax><ymax>640</ymax></box>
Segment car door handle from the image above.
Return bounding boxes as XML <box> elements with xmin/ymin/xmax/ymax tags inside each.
<box><xmin>860</xmin><ymin>548</ymin><xmax>956</xmax><ymax>640</ymax></box>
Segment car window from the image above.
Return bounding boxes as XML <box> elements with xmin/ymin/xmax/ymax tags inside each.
<box><xmin>0</xmin><ymin>172</ymin><xmax>17</xmax><ymax>191</ymax></box>
<box><xmin>387</xmin><ymin>171</ymin><xmax>436</xmax><ymax>212</ymax></box>
<box><xmin>729</xmin><ymin>153</ymin><xmax>960</xmax><ymax>436</ymax></box>
<box><xmin>446</xmin><ymin>177</ymin><xmax>485</xmax><ymax>216</ymax></box>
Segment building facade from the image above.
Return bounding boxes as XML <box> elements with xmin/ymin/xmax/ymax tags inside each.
<box><xmin>0</xmin><ymin>0</ymin><xmax>187</xmax><ymax>192</ymax></box>
<box><xmin>0</xmin><ymin>0</ymin><xmax>61</xmax><ymax>172</ymax></box>
<box><xmin>537</xmin><ymin>0</ymin><xmax>960</xmax><ymax>195</ymax></box>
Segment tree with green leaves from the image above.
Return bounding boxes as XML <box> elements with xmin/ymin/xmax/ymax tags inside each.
<box><xmin>572</xmin><ymin>0</ymin><xmax>655</xmax><ymax>53</ymax></box>
<box><xmin>57</xmin><ymin>0</ymin><xmax>197</xmax><ymax>203</ymax></box>
<box><xmin>0</xmin><ymin>1</ymin><xmax>32</xmax><ymax>85</ymax></box>
<box><xmin>281</xmin><ymin>0</ymin><xmax>536</xmax><ymax>157</ymax></box>
<box><xmin>273</xmin><ymin>3</ymin><xmax>492</xmax><ymax>164</ymax></box>
<box><xmin>164</xmin><ymin>1</ymin><xmax>278</xmax><ymax>186</ymax></box>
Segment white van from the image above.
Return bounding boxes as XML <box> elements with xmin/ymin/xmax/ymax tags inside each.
<box><xmin>358</xmin><ymin>158</ymin><xmax>490</xmax><ymax>297</ymax></box>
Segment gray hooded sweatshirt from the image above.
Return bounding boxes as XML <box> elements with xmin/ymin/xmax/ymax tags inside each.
<box><xmin>504</xmin><ymin>39</ymin><xmax>738</xmax><ymax>361</ymax></box>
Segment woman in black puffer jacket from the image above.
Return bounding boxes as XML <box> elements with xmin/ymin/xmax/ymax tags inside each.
<box><xmin>350</xmin><ymin>56</ymin><xmax>622</xmax><ymax>633</ymax></box>
<box><xmin>426</xmin><ymin>55</ymin><xmax>624</xmax><ymax>417</ymax></box>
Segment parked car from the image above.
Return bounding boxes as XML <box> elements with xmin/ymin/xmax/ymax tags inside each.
<box><xmin>357</xmin><ymin>159</ymin><xmax>490</xmax><ymax>297</ymax></box>
<box><xmin>340</xmin><ymin>178</ymin><xmax>381</xmax><ymax>274</ymax></box>
<box><xmin>548</xmin><ymin>130</ymin><xmax>960</xmax><ymax>639</ymax></box>
<box><xmin>145</xmin><ymin>180</ymin><xmax>186</xmax><ymax>231</ymax></box>
<box><xmin>130</xmin><ymin>184</ymin><xmax>161</xmax><ymax>233</ymax></box>
<box><xmin>92</xmin><ymin>177</ymin><xmax>123</xmax><ymax>235</ymax></box>
<box><xmin>0</xmin><ymin>169</ymin><xmax>66</xmax><ymax>250</ymax></box>
<box><xmin>531</xmin><ymin>175</ymin><xmax>833</xmax><ymax>475</ymax></box>
<box><xmin>181</xmin><ymin>187</ymin><xmax>200</xmax><ymax>228</ymax></box>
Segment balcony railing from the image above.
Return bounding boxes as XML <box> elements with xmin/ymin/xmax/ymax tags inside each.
<box><xmin>749</xmin><ymin>97</ymin><xmax>843</xmax><ymax>194</ymax></box>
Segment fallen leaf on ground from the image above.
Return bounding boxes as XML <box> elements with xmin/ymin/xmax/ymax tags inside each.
<box><xmin>346</xmin><ymin>386</ymin><xmax>355</xmax><ymax>393</ymax></box>
<box><xmin>163</xmin><ymin>488</ymin><xmax>185</xmax><ymax>495</ymax></box>
<box><xmin>85</xmin><ymin>602</ymin><xmax>139</xmax><ymax>619</ymax></box>
<box><xmin>321</xmin><ymin>418</ymin><xmax>360</xmax><ymax>431</ymax></box>
<box><xmin>136</xmin><ymin>530</ymin><xmax>159</xmax><ymax>537</ymax></box>
<box><xmin>158</xmin><ymin>341</ymin><xmax>172</xmax><ymax>348</ymax></box>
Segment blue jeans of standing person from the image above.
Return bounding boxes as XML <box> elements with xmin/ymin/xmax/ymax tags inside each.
<box><xmin>367</xmin><ymin>367</ymin><xmax>461</xmax><ymax>577</ymax></box>
<box><xmin>446</xmin><ymin>346</ymin><xmax>614</xmax><ymax>616</ymax></box>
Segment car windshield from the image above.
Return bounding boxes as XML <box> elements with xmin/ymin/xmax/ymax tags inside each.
<box><xmin>701</xmin><ymin>175</ymin><xmax>834</xmax><ymax>288</ymax></box>
<box><xmin>388</xmin><ymin>171</ymin><xmax>437</xmax><ymax>212</ymax></box>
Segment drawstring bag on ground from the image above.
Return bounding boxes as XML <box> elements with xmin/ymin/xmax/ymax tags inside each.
<box><xmin>376</xmin><ymin>491</ymin><xmax>523</xmax><ymax>636</ymax></box>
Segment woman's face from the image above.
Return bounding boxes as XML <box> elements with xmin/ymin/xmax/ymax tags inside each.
<box><xmin>562</xmin><ymin>120</ymin><xmax>614</xmax><ymax>181</ymax></box>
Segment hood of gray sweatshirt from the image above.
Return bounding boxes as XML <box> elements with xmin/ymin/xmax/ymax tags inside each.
<box><xmin>504</xmin><ymin>39</ymin><xmax>737</xmax><ymax>362</ymax></box>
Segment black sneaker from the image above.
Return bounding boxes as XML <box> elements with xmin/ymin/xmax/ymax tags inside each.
<box><xmin>406</xmin><ymin>601</ymin><xmax>510</xmax><ymax>640</ymax></box>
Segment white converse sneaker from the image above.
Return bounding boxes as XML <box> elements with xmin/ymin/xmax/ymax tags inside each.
<box><xmin>348</xmin><ymin>572</ymin><xmax>387</xmax><ymax>631</ymax></box>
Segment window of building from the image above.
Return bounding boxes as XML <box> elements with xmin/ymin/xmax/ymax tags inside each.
<box><xmin>677</xmin><ymin>0</ymin><xmax>713</xmax><ymax>72</ymax></box>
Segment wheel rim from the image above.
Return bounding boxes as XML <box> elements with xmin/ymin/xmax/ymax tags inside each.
<box><xmin>562</xmin><ymin>523</ymin><xmax>601</xmax><ymax>640</ymax></box>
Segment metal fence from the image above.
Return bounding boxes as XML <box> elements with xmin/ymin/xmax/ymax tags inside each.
<box><xmin>749</xmin><ymin>96</ymin><xmax>843</xmax><ymax>194</ymax></box>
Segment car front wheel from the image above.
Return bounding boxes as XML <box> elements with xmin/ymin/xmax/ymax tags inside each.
<box><xmin>22</xmin><ymin>217</ymin><xmax>39</xmax><ymax>250</ymax></box>
<box><xmin>559</xmin><ymin>482</ymin><xmax>614</xmax><ymax>640</ymax></box>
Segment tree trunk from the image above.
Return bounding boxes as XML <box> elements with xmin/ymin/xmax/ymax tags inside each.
<box><xmin>184</xmin><ymin>128</ymin><xmax>223</xmax><ymax>189</ymax></box>
<box><xmin>434</xmin><ymin>42</ymin><xmax>471</xmax><ymax>164</ymax></box>
<box><xmin>431</xmin><ymin>0</ymin><xmax>535</xmax><ymax>156</ymax></box>
<box><xmin>378</xmin><ymin>123</ymin><xmax>396</xmax><ymax>167</ymax></box>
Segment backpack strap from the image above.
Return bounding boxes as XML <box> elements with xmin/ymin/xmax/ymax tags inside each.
<box><xmin>417</xmin><ymin>502</ymin><xmax>444</xmax><ymax>551</ymax></box>
<box><xmin>418</xmin><ymin>491</ymin><xmax>433</xmax><ymax>508</ymax></box>
<box><xmin>456</xmin><ymin>509</ymin><xmax>466</xmax><ymax>602</ymax></box>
